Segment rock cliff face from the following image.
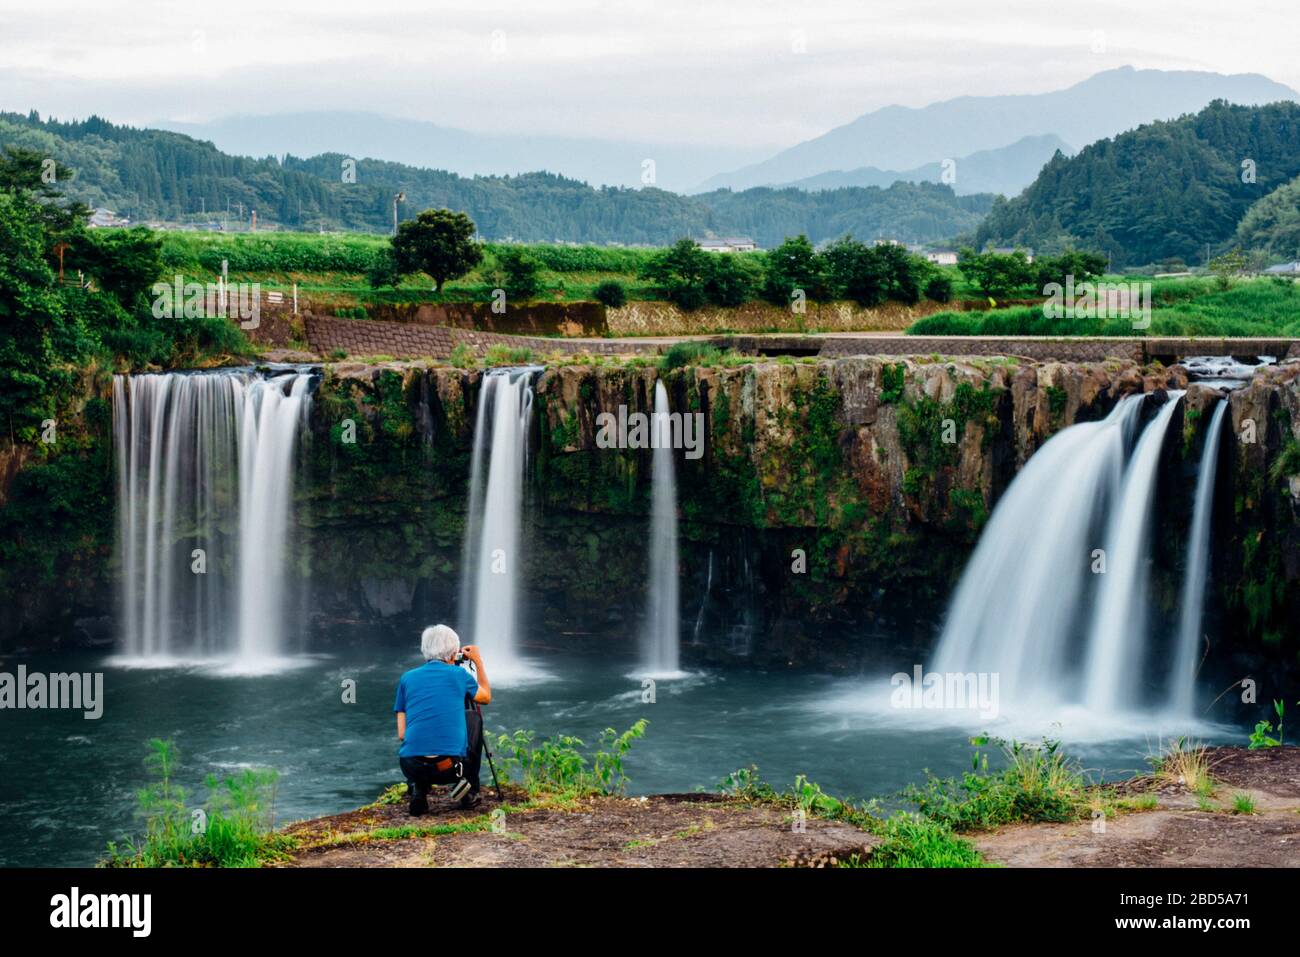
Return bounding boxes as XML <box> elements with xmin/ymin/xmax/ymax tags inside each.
<box><xmin>4</xmin><ymin>354</ymin><xmax>1297</xmax><ymax>681</ymax></box>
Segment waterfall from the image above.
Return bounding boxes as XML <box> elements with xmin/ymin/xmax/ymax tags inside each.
<box><xmin>931</xmin><ymin>395</ymin><xmax>1145</xmax><ymax>705</ymax></box>
<box><xmin>1170</xmin><ymin>400</ymin><xmax>1228</xmax><ymax>713</ymax></box>
<box><xmin>113</xmin><ymin>369</ymin><xmax>313</xmax><ymax>669</ymax></box>
<box><xmin>460</xmin><ymin>368</ymin><xmax>540</xmax><ymax>682</ymax></box>
<box><xmin>1082</xmin><ymin>392</ymin><xmax>1184</xmax><ymax>711</ymax></box>
<box><xmin>641</xmin><ymin>380</ymin><xmax>682</xmax><ymax>676</ymax></box>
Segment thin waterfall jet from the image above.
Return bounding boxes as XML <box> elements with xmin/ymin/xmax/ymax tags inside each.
<box><xmin>1170</xmin><ymin>400</ymin><xmax>1228</xmax><ymax>713</ymax></box>
<box><xmin>462</xmin><ymin>368</ymin><xmax>541</xmax><ymax>683</ymax></box>
<box><xmin>1082</xmin><ymin>391</ymin><xmax>1185</xmax><ymax>711</ymax></box>
<box><xmin>931</xmin><ymin>395</ymin><xmax>1145</xmax><ymax>706</ymax></box>
<box><xmin>641</xmin><ymin>380</ymin><xmax>682</xmax><ymax>676</ymax></box>
<box><xmin>113</xmin><ymin>369</ymin><xmax>313</xmax><ymax>666</ymax></box>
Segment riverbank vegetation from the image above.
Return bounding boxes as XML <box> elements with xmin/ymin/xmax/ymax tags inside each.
<box><xmin>102</xmin><ymin>739</ymin><xmax>294</xmax><ymax>868</ymax></box>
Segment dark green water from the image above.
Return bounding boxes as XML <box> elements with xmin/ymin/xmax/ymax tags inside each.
<box><xmin>0</xmin><ymin>636</ymin><xmax>1238</xmax><ymax>867</ymax></box>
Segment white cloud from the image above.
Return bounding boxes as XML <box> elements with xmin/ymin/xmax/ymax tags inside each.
<box><xmin>1</xmin><ymin>0</ymin><xmax>1296</xmax><ymax>149</ymax></box>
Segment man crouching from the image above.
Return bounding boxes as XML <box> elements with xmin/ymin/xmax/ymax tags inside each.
<box><xmin>394</xmin><ymin>624</ymin><xmax>492</xmax><ymax>815</ymax></box>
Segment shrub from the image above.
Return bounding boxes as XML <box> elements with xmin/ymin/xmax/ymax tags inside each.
<box><xmin>593</xmin><ymin>279</ymin><xmax>628</xmax><ymax>308</ymax></box>
<box><xmin>660</xmin><ymin>340</ymin><xmax>723</xmax><ymax>370</ymax></box>
<box><xmin>493</xmin><ymin>720</ymin><xmax>648</xmax><ymax>797</ymax></box>
<box><xmin>924</xmin><ymin>273</ymin><xmax>954</xmax><ymax>303</ymax></box>
<box><xmin>903</xmin><ymin>736</ymin><xmax>1087</xmax><ymax>831</ymax></box>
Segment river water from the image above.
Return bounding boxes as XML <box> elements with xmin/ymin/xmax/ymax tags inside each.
<box><xmin>0</xmin><ymin>632</ymin><xmax>1240</xmax><ymax>866</ymax></box>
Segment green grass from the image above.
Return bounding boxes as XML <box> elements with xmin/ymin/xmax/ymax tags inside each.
<box><xmin>102</xmin><ymin>739</ymin><xmax>294</xmax><ymax>867</ymax></box>
<box><xmin>902</xmin><ymin>736</ymin><xmax>1088</xmax><ymax>832</ymax></box>
<box><xmin>492</xmin><ymin>719</ymin><xmax>649</xmax><ymax>800</ymax></box>
<box><xmin>843</xmin><ymin>813</ymin><xmax>989</xmax><ymax>868</ymax></box>
<box><xmin>907</xmin><ymin>276</ymin><xmax>1300</xmax><ymax>338</ymax></box>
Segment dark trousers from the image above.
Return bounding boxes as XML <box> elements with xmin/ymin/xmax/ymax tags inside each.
<box><xmin>399</xmin><ymin>709</ymin><xmax>483</xmax><ymax>797</ymax></box>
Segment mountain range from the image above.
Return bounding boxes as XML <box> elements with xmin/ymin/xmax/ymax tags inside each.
<box><xmin>155</xmin><ymin>112</ymin><xmax>767</xmax><ymax>196</ymax></box>
<box><xmin>700</xmin><ymin>67</ymin><xmax>1299</xmax><ymax>192</ymax></box>
<box><xmin>777</xmin><ymin>135</ymin><xmax>1073</xmax><ymax>197</ymax></box>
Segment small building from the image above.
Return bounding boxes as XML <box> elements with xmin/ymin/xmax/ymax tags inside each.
<box><xmin>1264</xmin><ymin>261</ymin><xmax>1300</xmax><ymax>275</ymax></box>
<box><xmin>873</xmin><ymin>237</ymin><xmax>904</xmax><ymax>247</ymax></box>
<box><xmin>926</xmin><ymin>249</ymin><xmax>959</xmax><ymax>266</ymax></box>
<box><xmin>698</xmin><ymin>237</ymin><xmax>757</xmax><ymax>253</ymax></box>
<box><xmin>991</xmin><ymin>245</ymin><xmax>1034</xmax><ymax>262</ymax></box>
<box><xmin>88</xmin><ymin>208</ymin><xmax>130</xmax><ymax>228</ymax></box>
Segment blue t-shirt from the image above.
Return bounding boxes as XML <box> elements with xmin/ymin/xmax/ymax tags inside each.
<box><xmin>393</xmin><ymin>661</ymin><xmax>479</xmax><ymax>758</ymax></box>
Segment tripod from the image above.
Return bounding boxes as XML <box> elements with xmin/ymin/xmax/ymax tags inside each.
<box><xmin>462</xmin><ymin>659</ymin><xmax>504</xmax><ymax>802</ymax></box>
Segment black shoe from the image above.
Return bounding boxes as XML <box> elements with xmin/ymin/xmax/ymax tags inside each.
<box><xmin>458</xmin><ymin>792</ymin><xmax>482</xmax><ymax>810</ymax></box>
<box><xmin>408</xmin><ymin>793</ymin><xmax>429</xmax><ymax>817</ymax></box>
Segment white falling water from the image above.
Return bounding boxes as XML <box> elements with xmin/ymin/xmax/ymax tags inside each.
<box><xmin>931</xmin><ymin>395</ymin><xmax>1146</xmax><ymax>705</ymax></box>
<box><xmin>1170</xmin><ymin>399</ymin><xmax>1228</xmax><ymax>714</ymax></box>
<box><xmin>461</xmin><ymin>368</ymin><xmax>541</xmax><ymax>683</ymax></box>
<box><xmin>113</xmin><ymin>369</ymin><xmax>313</xmax><ymax>669</ymax></box>
<box><xmin>1082</xmin><ymin>392</ymin><xmax>1185</xmax><ymax>711</ymax></box>
<box><xmin>641</xmin><ymin>380</ymin><xmax>682</xmax><ymax>677</ymax></box>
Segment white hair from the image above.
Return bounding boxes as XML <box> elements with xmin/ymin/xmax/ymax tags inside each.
<box><xmin>420</xmin><ymin>624</ymin><xmax>461</xmax><ymax>661</ymax></box>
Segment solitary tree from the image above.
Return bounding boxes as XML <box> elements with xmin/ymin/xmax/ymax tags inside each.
<box><xmin>391</xmin><ymin>208</ymin><xmax>483</xmax><ymax>293</ymax></box>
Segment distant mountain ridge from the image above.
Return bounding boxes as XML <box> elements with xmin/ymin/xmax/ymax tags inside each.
<box><xmin>155</xmin><ymin>111</ymin><xmax>767</xmax><ymax>195</ymax></box>
<box><xmin>778</xmin><ymin>135</ymin><xmax>1073</xmax><ymax>197</ymax></box>
<box><xmin>0</xmin><ymin>110</ymin><xmax>994</xmax><ymax>247</ymax></box>
<box><xmin>701</xmin><ymin>67</ymin><xmax>1300</xmax><ymax>191</ymax></box>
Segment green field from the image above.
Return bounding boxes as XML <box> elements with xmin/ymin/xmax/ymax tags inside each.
<box><xmin>907</xmin><ymin>277</ymin><xmax>1300</xmax><ymax>338</ymax></box>
<box><xmin>157</xmin><ymin>231</ymin><xmax>685</xmax><ymax>305</ymax></box>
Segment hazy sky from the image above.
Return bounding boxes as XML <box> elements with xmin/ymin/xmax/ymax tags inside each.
<box><xmin>2</xmin><ymin>0</ymin><xmax>1296</xmax><ymax>149</ymax></box>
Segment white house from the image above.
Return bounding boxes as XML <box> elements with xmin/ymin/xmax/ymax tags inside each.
<box><xmin>1264</xmin><ymin>261</ymin><xmax>1300</xmax><ymax>275</ymax></box>
<box><xmin>698</xmin><ymin>237</ymin><xmax>757</xmax><ymax>253</ymax></box>
<box><xmin>88</xmin><ymin>208</ymin><xmax>130</xmax><ymax>228</ymax></box>
<box><xmin>926</xmin><ymin>249</ymin><xmax>959</xmax><ymax>266</ymax></box>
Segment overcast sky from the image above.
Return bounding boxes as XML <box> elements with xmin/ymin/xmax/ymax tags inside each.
<box><xmin>2</xmin><ymin>0</ymin><xmax>1296</xmax><ymax>150</ymax></box>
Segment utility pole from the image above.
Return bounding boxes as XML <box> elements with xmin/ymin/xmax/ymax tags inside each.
<box><xmin>393</xmin><ymin>192</ymin><xmax>405</xmax><ymax>237</ymax></box>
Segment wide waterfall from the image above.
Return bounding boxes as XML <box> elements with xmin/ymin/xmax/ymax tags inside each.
<box><xmin>640</xmin><ymin>380</ymin><xmax>682</xmax><ymax>677</ymax></box>
<box><xmin>112</xmin><ymin>368</ymin><xmax>314</xmax><ymax>670</ymax></box>
<box><xmin>932</xmin><ymin>390</ymin><xmax>1202</xmax><ymax>718</ymax></box>
<box><xmin>1170</xmin><ymin>400</ymin><xmax>1229</xmax><ymax>713</ymax></box>
<box><xmin>459</xmin><ymin>368</ymin><xmax>541</xmax><ymax>683</ymax></box>
<box><xmin>931</xmin><ymin>395</ymin><xmax>1145</xmax><ymax>705</ymax></box>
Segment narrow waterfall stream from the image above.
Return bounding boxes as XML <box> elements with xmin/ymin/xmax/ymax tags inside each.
<box><xmin>640</xmin><ymin>380</ymin><xmax>682</xmax><ymax>677</ymax></box>
<box><xmin>459</xmin><ymin>367</ymin><xmax>543</xmax><ymax>683</ymax></box>
<box><xmin>112</xmin><ymin>368</ymin><xmax>314</xmax><ymax>670</ymax></box>
<box><xmin>1170</xmin><ymin>399</ymin><xmax>1229</xmax><ymax>713</ymax></box>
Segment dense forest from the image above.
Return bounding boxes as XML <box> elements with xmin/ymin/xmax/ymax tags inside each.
<box><xmin>0</xmin><ymin>111</ymin><xmax>992</xmax><ymax>247</ymax></box>
<box><xmin>972</xmin><ymin>100</ymin><xmax>1300</xmax><ymax>268</ymax></box>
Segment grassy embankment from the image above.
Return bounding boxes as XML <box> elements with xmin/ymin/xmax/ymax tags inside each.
<box><xmin>103</xmin><ymin>722</ymin><xmax>1277</xmax><ymax>869</ymax></box>
<box><xmin>908</xmin><ymin>275</ymin><xmax>1300</xmax><ymax>338</ymax></box>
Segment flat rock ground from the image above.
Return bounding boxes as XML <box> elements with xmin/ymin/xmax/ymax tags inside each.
<box><xmin>974</xmin><ymin>747</ymin><xmax>1300</xmax><ymax>868</ymax></box>
<box><xmin>281</xmin><ymin>791</ymin><xmax>876</xmax><ymax>868</ymax></box>
<box><xmin>278</xmin><ymin>748</ymin><xmax>1300</xmax><ymax>868</ymax></box>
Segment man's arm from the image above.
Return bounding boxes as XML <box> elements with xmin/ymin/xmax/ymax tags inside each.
<box><xmin>396</xmin><ymin>711</ymin><xmax>406</xmax><ymax>742</ymax></box>
<box><xmin>464</xmin><ymin>646</ymin><xmax>491</xmax><ymax>705</ymax></box>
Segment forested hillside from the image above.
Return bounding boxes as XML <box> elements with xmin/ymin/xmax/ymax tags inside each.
<box><xmin>0</xmin><ymin>111</ymin><xmax>992</xmax><ymax>246</ymax></box>
<box><xmin>972</xmin><ymin>100</ymin><xmax>1300</xmax><ymax>267</ymax></box>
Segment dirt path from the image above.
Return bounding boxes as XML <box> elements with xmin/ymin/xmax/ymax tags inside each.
<box><xmin>975</xmin><ymin>747</ymin><xmax>1300</xmax><ymax>868</ymax></box>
